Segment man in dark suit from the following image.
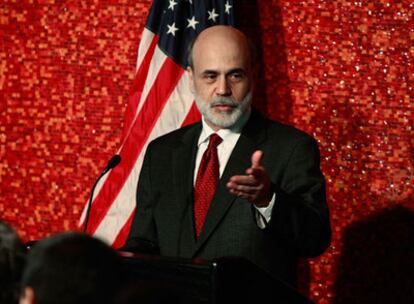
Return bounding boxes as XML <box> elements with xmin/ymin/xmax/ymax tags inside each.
<box><xmin>124</xmin><ymin>25</ymin><xmax>331</xmax><ymax>286</ymax></box>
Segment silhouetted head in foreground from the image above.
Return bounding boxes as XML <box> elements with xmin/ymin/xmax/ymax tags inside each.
<box><xmin>19</xmin><ymin>232</ymin><xmax>123</xmax><ymax>304</ymax></box>
<box><xmin>0</xmin><ymin>220</ymin><xmax>25</xmax><ymax>304</ymax></box>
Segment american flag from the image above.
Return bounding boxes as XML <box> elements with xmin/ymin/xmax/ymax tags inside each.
<box><xmin>79</xmin><ymin>0</ymin><xmax>235</xmax><ymax>247</ymax></box>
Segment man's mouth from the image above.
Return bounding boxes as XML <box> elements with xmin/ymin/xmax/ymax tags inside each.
<box><xmin>213</xmin><ymin>104</ymin><xmax>235</xmax><ymax>111</ymax></box>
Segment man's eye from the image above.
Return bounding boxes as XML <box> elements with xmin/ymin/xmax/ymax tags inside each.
<box><xmin>229</xmin><ymin>73</ymin><xmax>244</xmax><ymax>81</ymax></box>
<box><xmin>203</xmin><ymin>74</ymin><xmax>217</xmax><ymax>81</ymax></box>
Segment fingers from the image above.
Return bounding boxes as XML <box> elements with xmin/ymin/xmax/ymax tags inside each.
<box><xmin>227</xmin><ymin>150</ymin><xmax>265</xmax><ymax>196</ymax></box>
<box><xmin>228</xmin><ymin>189</ymin><xmax>254</xmax><ymax>200</ymax></box>
<box><xmin>227</xmin><ymin>175</ymin><xmax>262</xmax><ymax>196</ymax></box>
<box><xmin>245</xmin><ymin>167</ymin><xmax>265</xmax><ymax>178</ymax></box>
<box><xmin>228</xmin><ymin>175</ymin><xmax>259</xmax><ymax>186</ymax></box>
<box><xmin>227</xmin><ymin>181</ymin><xmax>265</xmax><ymax>203</ymax></box>
<box><xmin>251</xmin><ymin>150</ymin><xmax>263</xmax><ymax>168</ymax></box>
<box><xmin>227</xmin><ymin>182</ymin><xmax>261</xmax><ymax>194</ymax></box>
<box><xmin>226</xmin><ymin>150</ymin><xmax>271</xmax><ymax>206</ymax></box>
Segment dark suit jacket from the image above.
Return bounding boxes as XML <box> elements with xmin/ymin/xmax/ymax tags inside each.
<box><xmin>124</xmin><ymin>110</ymin><xmax>331</xmax><ymax>286</ymax></box>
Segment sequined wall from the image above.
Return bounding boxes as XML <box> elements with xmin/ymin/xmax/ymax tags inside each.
<box><xmin>1</xmin><ymin>1</ymin><xmax>413</xmax><ymax>303</ymax></box>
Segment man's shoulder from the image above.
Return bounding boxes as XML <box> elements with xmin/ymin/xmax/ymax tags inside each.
<box><xmin>252</xmin><ymin>111</ymin><xmax>316</xmax><ymax>143</ymax></box>
<box><xmin>148</xmin><ymin>121</ymin><xmax>201</xmax><ymax>148</ymax></box>
<box><xmin>269</xmin><ymin>119</ymin><xmax>313</xmax><ymax>140</ymax></box>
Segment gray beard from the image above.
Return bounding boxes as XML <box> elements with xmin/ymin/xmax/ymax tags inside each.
<box><xmin>195</xmin><ymin>91</ymin><xmax>252</xmax><ymax>129</ymax></box>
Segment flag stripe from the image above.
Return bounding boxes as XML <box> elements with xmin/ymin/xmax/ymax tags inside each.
<box><xmin>129</xmin><ymin>47</ymin><xmax>168</xmax><ymax>130</ymax></box>
<box><xmin>122</xmin><ymin>33</ymin><xmax>159</xmax><ymax>141</ymax></box>
<box><xmin>136</xmin><ymin>29</ymin><xmax>156</xmax><ymax>70</ymax></box>
<box><xmin>84</xmin><ymin>56</ymin><xmax>184</xmax><ymax>234</ymax></box>
<box><xmin>181</xmin><ymin>101</ymin><xmax>201</xmax><ymax>127</ymax></box>
<box><xmin>112</xmin><ymin>211</ymin><xmax>135</xmax><ymax>248</ymax></box>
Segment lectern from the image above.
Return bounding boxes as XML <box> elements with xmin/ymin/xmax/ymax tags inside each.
<box><xmin>119</xmin><ymin>252</ymin><xmax>313</xmax><ymax>304</ymax></box>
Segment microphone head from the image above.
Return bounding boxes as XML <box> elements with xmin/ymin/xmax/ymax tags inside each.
<box><xmin>107</xmin><ymin>155</ymin><xmax>121</xmax><ymax>169</ymax></box>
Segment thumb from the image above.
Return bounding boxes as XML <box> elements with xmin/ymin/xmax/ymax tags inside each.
<box><xmin>251</xmin><ymin>150</ymin><xmax>263</xmax><ymax>168</ymax></box>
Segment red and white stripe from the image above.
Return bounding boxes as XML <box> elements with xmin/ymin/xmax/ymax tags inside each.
<box><xmin>79</xmin><ymin>28</ymin><xmax>200</xmax><ymax>247</ymax></box>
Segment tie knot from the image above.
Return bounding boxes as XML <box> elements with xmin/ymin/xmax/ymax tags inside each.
<box><xmin>208</xmin><ymin>133</ymin><xmax>222</xmax><ymax>148</ymax></box>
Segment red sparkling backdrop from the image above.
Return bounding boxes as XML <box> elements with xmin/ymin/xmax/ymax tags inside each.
<box><xmin>1</xmin><ymin>1</ymin><xmax>413</xmax><ymax>303</ymax></box>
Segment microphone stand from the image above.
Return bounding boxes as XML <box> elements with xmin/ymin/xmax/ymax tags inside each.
<box><xmin>83</xmin><ymin>155</ymin><xmax>121</xmax><ymax>233</ymax></box>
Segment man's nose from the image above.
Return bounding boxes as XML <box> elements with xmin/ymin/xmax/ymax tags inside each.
<box><xmin>216</xmin><ymin>76</ymin><xmax>231</xmax><ymax>96</ymax></box>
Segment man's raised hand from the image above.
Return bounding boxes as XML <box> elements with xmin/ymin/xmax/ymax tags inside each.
<box><xmin>226</xmin><ymin>150</ymin><xmax>272</xmax><ymax>207</ymax></box>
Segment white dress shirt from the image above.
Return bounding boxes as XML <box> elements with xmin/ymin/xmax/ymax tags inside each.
<box><xmin>194</xmin><ymin>113</ymin><xmax>275</xmax><ymax>228</ymax></box>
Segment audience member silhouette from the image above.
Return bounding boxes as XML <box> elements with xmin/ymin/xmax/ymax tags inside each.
<box><xmin>0</xmin><ymin>220</ymin><xmax>25</xmax><ymax>304</ymax></box>
<box><xmin>19</xmin><ymin>232</ymin><xmax>123</xmax><ymax>304</ymax></box>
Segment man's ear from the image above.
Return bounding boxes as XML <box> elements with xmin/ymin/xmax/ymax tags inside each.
<box><xmin>187</xmin><ymin>66</ymin><xmax>195</xmax><ymax>94</ymax></box>
<box><xmin>19</xmin><ymin>287</ymin><xmax>35</xmax><ymax>304</ymax></box>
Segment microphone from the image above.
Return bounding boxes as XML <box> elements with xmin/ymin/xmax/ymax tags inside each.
<box><xmin>105</xmin><ymin>154</ymin><xmax>121</xmax><ymax>172</ymax></box>
<box><xmin>83</xmin><ymin>155</ymin><xmax>121</xmax><ymax>233</ymax></box>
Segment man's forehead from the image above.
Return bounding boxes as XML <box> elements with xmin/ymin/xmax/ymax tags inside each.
<box><xmin>192</xmin><ymin>43</ymin><xmax>250</xmax><ymax>71</ymax></box>
<box><xmin>192</xmin><ymin>58</ymin><xmax>251</xmax><ymax>76</ymax></box>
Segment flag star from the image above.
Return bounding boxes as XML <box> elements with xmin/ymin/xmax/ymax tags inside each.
<box><xmin>225</xmin><ymin>1</ymin><xmax>232</xmax><ymax>14</ymax></box>
<box><xmin>187</xmin><ymin>16</ymin><xmax>199</xmax><ymax>30</ymax></box>
<box><xmin>208</xmin><ymin>8</ymin><xmax>219</xmax><ymax>22</ymax></box>
<box><xmin>167</xmin><ymin>22</ymin><xmax>179</xmax><ymax>36</ymax></box>
<box><xmin>168</xmin><ymin>0</ymin><xmax>178</xmax><ymax>10</ymax></box>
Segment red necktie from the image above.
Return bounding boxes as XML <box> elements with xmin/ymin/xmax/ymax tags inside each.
<box><xmin>194</xmin><ymin>133</ymin><xmax>222</xmax><ymax>237</ymax></box>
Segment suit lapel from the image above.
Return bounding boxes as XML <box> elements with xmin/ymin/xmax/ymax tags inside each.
<box><xmin>170</xmin><ymin>123</ymin><xmax>201</xmax><ymax>256</ymax></box>
<box><xmin>193</xmin><ymin>111</ymin><xmax>268</xmax><ymax>255</ymax></box>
